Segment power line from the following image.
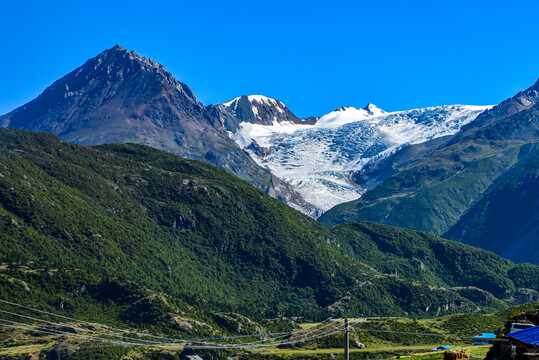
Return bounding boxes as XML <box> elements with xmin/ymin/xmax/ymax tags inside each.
<box><xmin>187</xmin><ymin>326</ymin><xmax>347</xmax><ymax>349</ymax></box>
<box><xmin>350</xmin><ymin>324</ymin><xmax>476</xmax><ymax>340</ymax></box>
<box><xmin>0</xmin><ymin>309</ymin><xmax>166</xmax><ymax>345</ymax></box>
<box><xmin>0</xmin><ymin>299</ymin><xmax>336</xmax><ymax>345</ymax></box>
<box><xmin>0</xmin><ymin>318</ymin><xmax>345</xmax><ymax>350</ymax></box>
<box><xmin>228</xmin><ymin>318</ymin><xmax>338</xmax><ymax>347</ymax></box>
<box><xmin>0</xmin><ymin>299</ymin><xmax>481</xmax><ymax>352</ymax></box>
<box><xmin>0</xmin><ymin>303</ymin><xmax>343</xmax><ymax>350</ymax></box>
<box><xmin>0</xmin><ymin>299</ymin><xmax>170</xmax><ymax>340</ymax></box>
<box><xmin>0</xmin><ymin>318</ymin><xmax>153</xmax><ymax>347</ymax></box>
<box><xmin>0</xmin><ymin>310</ymin><xmax>345</xmax><ymax>350</ymax></box>
<box><xmin>0</xmin><ymin>321</ymin><xmax>73</xmax><ymax>338</ymax></box>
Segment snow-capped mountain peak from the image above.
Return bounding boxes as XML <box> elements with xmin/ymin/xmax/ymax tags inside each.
<box><xmin>363</xmin><ymin>103</ymin><xmax>386</xmax><ymax>116</ymax></box>
<box><xmin>316</xmin><ymin>104</ymin><xmax>386</xmax><ymax>127</ymax></box>
<box><xmin>223</xmin><ymin>95</ymin><xmax>285</xmax><ymax>110</ymax></box>
<box><xmin>219</xmin><ymin>95</ymin><xmax>301</xmax><ymax>126</ymax></box>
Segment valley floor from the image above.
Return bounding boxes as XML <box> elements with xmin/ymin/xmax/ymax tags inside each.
<box><xmin>2</xmin><ymin>305</ymin><xmax>525</xmax><ymax>360</ymax></box>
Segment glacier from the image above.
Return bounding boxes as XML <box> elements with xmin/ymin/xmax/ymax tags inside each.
<box><xmin>231</xmin><ymin>103</ymin><xmax>492</xmax><ymax>216</ymax></box>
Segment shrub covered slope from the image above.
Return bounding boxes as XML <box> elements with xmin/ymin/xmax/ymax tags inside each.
<box><xmin>0</xmin><ymin>128</ymin><xmax>537</xmax><ymax>323</ymax></box>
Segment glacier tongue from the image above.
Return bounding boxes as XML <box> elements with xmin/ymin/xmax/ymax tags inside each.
<box><xmin>232</xmin><ymin>104</ymin><xmax>492</xmax><ymax>216</ymax></box>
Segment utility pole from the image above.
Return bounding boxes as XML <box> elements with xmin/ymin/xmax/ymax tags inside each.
<box><xmin>344</xmin><ymin>318</ymin><xmax>349</xmax><ymax>360</ymax></box>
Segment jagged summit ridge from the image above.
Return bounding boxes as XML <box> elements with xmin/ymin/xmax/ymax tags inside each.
<box><xmin>218</xmin><ymin>94</ymin><xmax>302</xmax><ymax>126</ymax></box>
<box><xmin>1</xmin><ymin>45</ymin><xmax>203</xmax><ymax>133</ymax></box>
<box><xmin>94</xmin><ymin>45</ymin><xmax>199</xmax><ymax>103</ymax></box>
<box><xmin>107</xmin><ymin>44</ymin><xmax>165</xmax><ymax>72</ymax></box>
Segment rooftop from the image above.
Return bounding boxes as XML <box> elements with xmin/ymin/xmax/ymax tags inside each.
<box><xmin>508</xmin><ymin>326</ymin><xmax>539</xmax><ymax>345</ymax></box>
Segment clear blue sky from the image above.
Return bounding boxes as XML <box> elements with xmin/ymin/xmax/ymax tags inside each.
<box><xmin>1</xmin><ymin>0</ymin><xmax>539</xmax><ymax>118</ymax></box>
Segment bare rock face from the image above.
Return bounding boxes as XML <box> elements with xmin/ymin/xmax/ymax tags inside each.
<box><xmin>3</xmin><ymin>45</ymin><xmax>211</xmax><ymax>139</ymax></box>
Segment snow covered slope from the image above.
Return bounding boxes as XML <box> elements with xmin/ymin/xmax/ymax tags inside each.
<box><xmin>230</xmin><ymin>103</ymin><xmax>492</xmax><ymax>216</ymax></box>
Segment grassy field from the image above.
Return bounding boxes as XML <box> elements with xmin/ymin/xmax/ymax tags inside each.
<box><xmin>0</xmin><ymin>341</ymin><xmax>56</xmax><ymax>356</ymax></box>
<box><xmin>246</xmin><ymin>344</ymin><xmax>491</xmax><ymax>360</ymax></box>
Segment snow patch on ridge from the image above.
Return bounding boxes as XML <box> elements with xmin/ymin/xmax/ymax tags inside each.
<box><xmin>316</xmin><ymin>104</ymin><xmax>386</xmax><ymax>127</ymax></box>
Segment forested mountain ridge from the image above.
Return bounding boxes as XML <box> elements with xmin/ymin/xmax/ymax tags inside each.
<box><xmin>1</xmin><ymin>128</ymin><xmax>538</xmax><ymax>322</ymax></box>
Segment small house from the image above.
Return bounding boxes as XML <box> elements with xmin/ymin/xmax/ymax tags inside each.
<box><xmin>511</xmin><ymin>323</ymin><xmax>536</xmax><ymax>333</ymax></box>
<box><xmin>432</xmin><ymin>345</ymin><xmax>454</xmax><ymax>351</ymax></box>
<box><xmin>473</xmin><ymin>333</ymin><xmax>496</xmax><ymax>345</ymax></box>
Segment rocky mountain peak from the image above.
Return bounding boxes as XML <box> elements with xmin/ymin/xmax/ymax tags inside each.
<box><xmin>363</xmin><ymin>103</ymin><xmax>386</xmax><ymax>116</ymax></box>
<box><xmin>90</xmin><ymin>45</ymin><xmax>197</xmax><ymax>102</ymax></box>
<box><xmin>1</xmin><ymin>46</ymin><xmax>203</xmax><ymax>132</ymax></box>
<box><xmin>218</xmin><ymin>95</ymin><xmax>301</xmax><ymax>126</ymax></box>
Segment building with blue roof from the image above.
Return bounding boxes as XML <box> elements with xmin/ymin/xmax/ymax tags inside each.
<box><xmin>506</xmin><ymin>325</ymin><xmax>539</xmax><ymax>359</ymax></box>
<box><xmin>473</xmin><ymin>333</ymin><xmax>496</xmax><ymax>345</ymax></box>
<box><xmin>508</xmin><ymin>326</ymin><xmax>539</xmax><ymax>346</ymax></box>
<box><xmin>431</xmin><ymin>345</ymin><xmax>453</xmax><ymax>351</ymax></box>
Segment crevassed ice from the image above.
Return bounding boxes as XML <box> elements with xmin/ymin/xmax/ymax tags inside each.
<box><xmin>232</xmin><ymin>104</ymin><xmax>493</xmax><ymax>216</ymax></box>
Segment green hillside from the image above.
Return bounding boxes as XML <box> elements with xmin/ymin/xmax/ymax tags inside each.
<box><xmin>0</xmin><ymin>127</ymin><xmax>537</xmax><ymax>324</ymax></box>
<box><xmin>0</xmin><ymin>128</ymin><xmax>361</xmax><ymax>319</ymax></box>
<box><xmin>444</xmin><ymin>142</ymin><xmax>539</xmax><ymax>263</ymax></box>
<box><xmin>332</xmin><ymin>222</ymin><xmax>539</xmax><ymax>305</ymax></box>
